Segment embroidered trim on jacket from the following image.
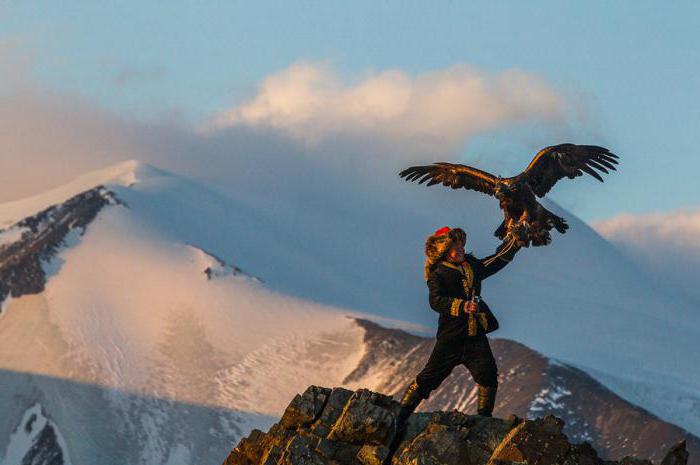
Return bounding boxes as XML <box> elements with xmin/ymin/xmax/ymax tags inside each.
<box><xmin>450</xmin><ymin>298</ymin><xmax>463</xmax><ymax>316</ymax></box>
<box><xmin>440</xmin><ymin>260</ymin><xmax>475</xmax><ymax>295</ymax></box>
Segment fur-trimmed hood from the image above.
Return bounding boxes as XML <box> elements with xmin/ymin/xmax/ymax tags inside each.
<box><xmin>423</xmin><ymin>227</ymin><xmax>466</xmax><ymax>280</ymax></box>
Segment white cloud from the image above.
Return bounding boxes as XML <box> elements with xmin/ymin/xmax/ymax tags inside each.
<box><xmin>211</xmin><ymin>61</ymin><xmax>565</xmax><ymax>152</ymax></box>
<box><xmin>596</xmin><ymin>209</ymin><xmax>700</xmax><ymax>246</ymax></box>
<box><xmin>595</xmin><ymin>208</ymin><xmax>700</xmax><ymax>305</ymax></box>
<box><xmin>0</xmin><ymin>90</ymin><xmax>149</xmax><ymax>202</ymax></box>
<box><xmin>0</xmin><ymin>58</ymin><xmax>569</xmax><ymax>206</ymax></box>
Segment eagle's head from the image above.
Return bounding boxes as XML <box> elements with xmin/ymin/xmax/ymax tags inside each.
<box><xmin>494</xmin><ymin>180</ymin><xmax>514</xmax><ymax>199</ymax></box>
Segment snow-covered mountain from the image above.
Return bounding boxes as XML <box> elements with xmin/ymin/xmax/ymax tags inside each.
<box><xmin>1</xmin><ymin>160</ymin><xmax>699</xmax><ymax>465</ymax></box>
<box><xmin>0</xmin><ymin>161</ymin><xmax>372</xmax><ymax>465</ymax></box>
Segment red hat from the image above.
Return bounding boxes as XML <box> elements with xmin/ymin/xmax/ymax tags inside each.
<box><xmin>434</xmin><ymin>226</ymin><xmax>450</xmax><ymax>237</ymax></box>
<box><xmin>424</xmin><ymin>226</ymin><xmax>468</xmax><ymax>280</ymax></box>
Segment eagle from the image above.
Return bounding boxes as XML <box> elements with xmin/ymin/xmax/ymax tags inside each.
<box><xmin>399</xmin><ymin>144</ymin><xmax>619</xmax><ymax>247</ymax></box>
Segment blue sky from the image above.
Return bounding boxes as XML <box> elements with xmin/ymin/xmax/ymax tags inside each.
<box><xmin>3</xmin><ymin>1</ymin><xmax>699</xmax><ymax>222</ymax></box>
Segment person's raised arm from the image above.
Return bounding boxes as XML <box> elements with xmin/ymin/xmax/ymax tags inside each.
<box><xmin>478</xmin><ymin>236</ymin><xmax>521</xmax><ymax>280</ymax></box>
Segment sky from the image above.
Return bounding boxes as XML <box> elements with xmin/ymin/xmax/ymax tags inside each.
<box><xmin>1</xmin><ymin>1</ymin><xmax>699</xmax><ymax>222</ymax></box>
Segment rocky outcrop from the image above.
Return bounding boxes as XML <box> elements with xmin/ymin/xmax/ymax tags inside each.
<box><xmin>345</xmin><ymin>319</ymin><xmax>700</xmax><ymax>464</ymax></box>
<box><xmin>0</xmin><ymin>186</ymin><xmax>120</xmax><ymax>308</ymax></box>
<box><xmin>220</xmin><ymin>385</ymin><xmax>689</xmax><ymax>465</ymax></box>
<box><xmin>187</xmin><ymin>244</ymin><xmax>263</xmax><ymax>283</ymax></box>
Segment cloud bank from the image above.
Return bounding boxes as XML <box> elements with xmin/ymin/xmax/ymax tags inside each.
<box><xmin>0</xmin><ymin>59</ymin><xmax>570</xmax><ymax>205</ymax></box>
<box><xmin>595</xmin><ymin>208</ymin><xmax>700</xmax><ymax>305</ymax></box>
<box><xmin>211</xmin><ymin>61</ymin><xmax>565</xmax><ymax>154</ymax></box>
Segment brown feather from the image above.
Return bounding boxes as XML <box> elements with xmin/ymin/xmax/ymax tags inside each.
<box><xmin>398</xmin><ymin>162</ymin><xmax>499</xmax><ymax>196</ymax></box>
<box><xmin>513</xmin><ymin>143</ymin><xmax>618</xmax><ymax>197</ymax></box>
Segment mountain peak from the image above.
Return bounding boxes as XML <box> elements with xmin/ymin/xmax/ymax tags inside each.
<box><xmin>76</xmin><ymin>158</ymin><xmax>169</xmax><ymax>188</ymax></box>
<box><xmin>0</xmin><ymin>159</ymin><xmax>170</xmax><ymax>228</ymax></box>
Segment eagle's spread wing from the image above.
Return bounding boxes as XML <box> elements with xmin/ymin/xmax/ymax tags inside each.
<box><xmin>514</xmin><ymin>144</ymin><xmax>619</xmax><ymax>197</ymax></box>
<box><xmin>399</xmin><ymin>162</ymin><xmax>499</xmax><ymax>196</ymax></box>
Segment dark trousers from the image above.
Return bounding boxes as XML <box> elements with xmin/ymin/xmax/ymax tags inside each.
<box><xmin>414</xmin><ymin>335</ymin><xmax>498</xmax><ymax>399</ymax></box>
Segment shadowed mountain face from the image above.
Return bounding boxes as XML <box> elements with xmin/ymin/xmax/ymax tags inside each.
<box><xmin>221</xmin><ymin>384</ymin><xmax>691</xmax><ymax>465</ymax></box>
<box><xmin>0</xmin><ymin>368</ymin><xmax>277</xmax><ymax>465</ymax></box>
<box><xmin>346</xmin><ymin>319</ymin><xmax>700</xmax><ymax>465</ymax></box>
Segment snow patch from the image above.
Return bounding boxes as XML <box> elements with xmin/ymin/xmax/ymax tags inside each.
<box><xmin>163</xmin><ymin>443</ymin><xmax>191</xmax><ymax>465</ymax></box>
<box><xmin>583</xmin><ymin>365</ymin><xmax>700</xmax><ymax>437</ymax></box>
<box><xmin>528</xmin><ymin>384</ymin><xmax>572</xmax><ymax>414</ymax></box>
<box><xmin>1</xmin><ymin>403</ymin><xmax>73</xmax><ymax>465</ymax></box>
<box><xmin>0</xmin><ymin>226</ymin><xmax>28</xmax><ymax>248</ymax></box>
<box><xmin>0</xmin><ymin>294</ymin><xmax>11</xmax><ymax>317</ymax></box>
<box><xmin>216</xmin><ymin>319</ymin><xmax>366</xmax><ymax>418</ymax></box>
<box><xmin>185</xmin><ymin>244</ymin><xmax>262</xmax><ymax>283</ymax></box>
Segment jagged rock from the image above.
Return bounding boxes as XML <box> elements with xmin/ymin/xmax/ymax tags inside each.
<box><xmin>620</xmin><ymin>457</ymin><xmax>653</xmax><ymax>465</ymax></box>
<box><xmin>487</xmin><ymin>415</ymin><xmax>570</xmax><ymax>465</ymax></box>
<box><xmin>0</xmin><ymin>186</ymin><xmax>119</xmax><ymax>307</ymax></box>
<box><xmin>223</xmin><ymin>429</ymin><xmax>266</xmax><ymax>465</ymax></box>
<box><xmin>317</xmin><ymin>437</ymin><xmax>361</xmax><ymax>463</ymax></box>
<box><xmin>327</xmin><ymin>389</ymin><xmax>396</xmax><ymax>445</ymax></box>
<box><xmin>311</xmin><ymin>388</ymin><xmax>354</xmax><ymax>438</ymax></box>
<box><xmin>279</xmin><ymin>386</ymin><xmax>331</xmax><ymax>430</ymax></box>
<box><xmin>356</xmin><ymin>444</ymin><xmax>390</xmax><ymax>465</ymax></box>
<box><xmin>563</xmin><ymin>443</ymin><xmax>604</xmax><ymax>465</ymax></box>
<box><xmin>277</xmin><ymin>431</ymin><xmax>324</xmax><ymax>465</ymax></box>
<box><xmin>462</xmin><ymin>415</ymin><xmax>515</xmax><ymax>465</ymax></box>
<box><xmin>393</xmin><ymin>418</ymin><xmax>471</xmax><ymax>465</ymax></box>
<box><xmin>662</xmin><ymin>442</ymin><xmax>690</xmax><ymax>465</ymax></box>
<box><xmin>220</xmin><ymin>386</ymin><xmax>691</xmax><ymax>465</ymax></box>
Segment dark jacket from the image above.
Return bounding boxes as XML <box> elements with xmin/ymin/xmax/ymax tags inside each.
<box><xmin>427</xmin><ymin>242</ymin><xmax>520</xmax><ymax>341</ymax></box>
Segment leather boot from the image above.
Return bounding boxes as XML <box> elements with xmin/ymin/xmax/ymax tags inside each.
<box><xmin>477</xmin><ymin>384</ymin><xmax>497</xmax><ymax>417</ymax></box>
<box><xmin>385</xmin><ymin>381</ymin><xmax>424</xmax><ymax>464</ymax></box>
<box><xmin>396</xmin><ymin>380</ymin><xmax>423</xmax><ymax>433</ymax></box>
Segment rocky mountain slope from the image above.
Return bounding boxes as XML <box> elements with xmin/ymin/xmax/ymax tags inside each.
<box><xmin>0</xmin><ymin>186</ymin><xmax>119</xmax><ymax>307</ymax></box>
<box><xmin>221</xmin><ymin>385</ymin><xmax>690</xmax><ymax>465</ymax></box>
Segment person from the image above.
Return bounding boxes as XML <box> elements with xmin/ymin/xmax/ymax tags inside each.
<box><xmin>395</xmin><ymin>225</ymin><xmax>521</xmax><ymax>432</ymax></box>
